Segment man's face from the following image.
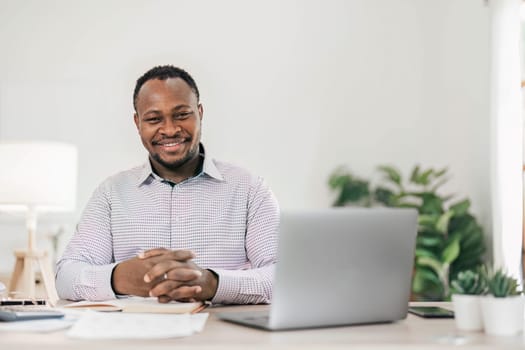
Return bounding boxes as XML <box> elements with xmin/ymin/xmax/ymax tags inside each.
<box><xmin>134</xmin><ymin>78</ymin><xmax>203</xmax><ymax>174</ymax></box>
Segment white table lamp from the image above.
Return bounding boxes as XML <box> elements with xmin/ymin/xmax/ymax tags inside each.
<box><xmin>0</xmin><ymin>142</ymin><xmax>77</xmax><ymax>304</ymax></box>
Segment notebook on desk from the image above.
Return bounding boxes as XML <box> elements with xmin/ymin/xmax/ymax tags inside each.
<box><xmin>64</xmin><ymin>296</ymin><xmax>203</xmax><ymax>314</ymax></box>
<box><xmin>217</xmin><ymin>207</ymin><xmax>418</xmax><ymax>331</ymax></box>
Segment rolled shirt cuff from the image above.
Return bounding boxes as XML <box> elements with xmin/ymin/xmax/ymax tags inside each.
<box><xmin>57</xmin><ymin>261</ymin><xmax>118</xmax><ymax>301</ymax></box>
<box><xmin>211</xmin><ymin>268</ymin><xmax>269</xmax><ymax>305</ymax></box>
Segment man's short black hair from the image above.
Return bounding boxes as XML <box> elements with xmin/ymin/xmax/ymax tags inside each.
<box><xmin>133</xmin><ymin>65</ymin><xmax>200</xmax><ymax>111</ymax></box>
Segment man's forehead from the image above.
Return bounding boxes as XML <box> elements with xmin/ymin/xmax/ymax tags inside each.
<box><xmin>136</xmin><ymin>78</ymin><xmax>198</xmax><ymax>107</ymax></box>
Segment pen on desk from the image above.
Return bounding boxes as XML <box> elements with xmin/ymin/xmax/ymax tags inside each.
<box><xmin>0</xmin><ymin>299</ymin><xmax>46</xmax><ymax>306</ymax></box>
<box><xmin>191</xmin><ymin>301</ymin><xmax>211</xmax><ymax>314</ymax></box>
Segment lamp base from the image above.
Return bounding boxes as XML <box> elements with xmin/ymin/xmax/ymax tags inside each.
<box><xmin>8</xmin><ymin>249</ymin><xmax>58</xmax><ymax>305</ymax></box>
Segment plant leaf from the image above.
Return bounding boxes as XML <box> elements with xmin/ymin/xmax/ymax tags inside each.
<box><xmin>415</xmin><ymin>169</ymin><xmax>433</xmax><ymax>186</ymax></box>
<box><xmin>436</xmin><ymin>210</ymin><xmax>454</xmax><ymax>234</ymax></box>
<box><xmin>420</xmin><ymin>193</ymin><xmax>444</xmax><ymax>215</ymax></box>
<box><xmin>412</xmin><ymin>267</ymin><xmax>441</xmax><ymax>294</ymax></box>
<box><xmin>415</xmin><ymin>248</ymin><xmax>439</xmax><ymax>259</ymax></box>
<box><xmin>418</xmin><ymin>214</ymin><xmax>439</xmax><ymax>227</ymax></box>
<box><xmin>417</xmin><ymin>234</ymin><xmax>443</xmax><ymax>247</ymax></box>
<box><xmin>410</xmin><ymin>165</ymin><xmax>421</xmax><ymax>183</ymax></box>
<box><xmin>442</xmin><ymin>237</ymin><xmax>460</xmax><ymax>264</ymax></box>
<box><xmin>377</xmin><ymin>165</ymin><xmax>402</xmax><ymax>186</ymax></box>
<box><xmin>435</xmin><ymin>167</ymin><xmax>448</xmax><ymax>177</ymax></box>
<box><xmin>430</xmin><ymin>177</ymin><xmax>449</xmax><ymax>192</ymax></box>
<box><xmin>417</xmin><ymin>256</ymin><xmax>444</xmax><ymax>276</ymax></box>
<box><xmin>450</xmin><ymin>199</ymin><xmax>470</xmax><ymax>217</ymax></box>
<box><xmin>328</xmin><ymin>167</ymin><xmax>348</xmax><ymax>189</ymax></box>
<box><xmin>374</xmin><ymin>187</ymin><xmax>396</xmax><ymax>206</ymax></box>
<box><xmin>342</xmin><ymin>179</ymin><xmax>370</xmax><ymax>202</ymax></box>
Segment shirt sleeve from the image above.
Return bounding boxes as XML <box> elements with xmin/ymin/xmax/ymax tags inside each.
<box><xmin>211</xmin><ymin>177</ymin><xmax>279</xmax><ymax>304</ymax></box>
<box><xmin>55</xmin><ymin>183</ymin><xmax>118</xmax><ymax>301</ymax></box>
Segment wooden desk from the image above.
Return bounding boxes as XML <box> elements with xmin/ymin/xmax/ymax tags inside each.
<box><xmin>1</xmin><ymin>302</ymin><xmax>524</xmax><ymax>349</ymax></box>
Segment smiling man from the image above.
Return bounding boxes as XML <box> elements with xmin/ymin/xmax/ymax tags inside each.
<box><xmin>56</xmin><ymin>65</ymin><xmax>279</xmax><ymax>304</ymax></box>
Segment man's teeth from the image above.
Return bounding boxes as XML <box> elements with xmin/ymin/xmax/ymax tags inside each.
<box><xmin>163</xmin><ymin>142</ymin><xmax>180</xmax><ymax>146</ymax></box>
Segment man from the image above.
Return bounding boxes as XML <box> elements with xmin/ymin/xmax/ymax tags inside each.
<box><xmin>56</xmin><ymin>65</ymin><xmax>279</xmax><ymax>304</ymax></box>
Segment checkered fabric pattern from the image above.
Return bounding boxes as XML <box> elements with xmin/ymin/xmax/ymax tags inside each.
<box><xmin>56</xmin><ymin>149</ymin><xmax>279</xmax><ymax>304</ymax></box>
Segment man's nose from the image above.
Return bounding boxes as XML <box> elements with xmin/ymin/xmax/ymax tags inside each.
<box><xmin>160</xmin><ymin>119</ymin><xmax>181</xmax><ymax>136</ymax></box>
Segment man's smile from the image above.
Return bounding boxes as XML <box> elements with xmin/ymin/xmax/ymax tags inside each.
<box><xmin>153</xmin><ymin>138</ymin><xmax>190</xmax><ymax>152</ymax></box>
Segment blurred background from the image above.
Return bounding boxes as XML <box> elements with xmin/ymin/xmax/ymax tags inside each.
<box><xmin>0</xmin><ymin>0</ymin><xmax>521</xmax><ymax>294</ymax></box>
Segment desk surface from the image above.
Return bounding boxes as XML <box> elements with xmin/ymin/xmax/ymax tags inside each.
<box><xmin>1</xmin><ymin>302</ymin><xmax>524</xmax><ymax>349</ymax></box>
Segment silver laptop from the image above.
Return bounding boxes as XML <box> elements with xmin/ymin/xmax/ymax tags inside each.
<box><xmin>217</xmin><ymin>207</ymin><xmax>418</xmax><ymax>330</ymax></box>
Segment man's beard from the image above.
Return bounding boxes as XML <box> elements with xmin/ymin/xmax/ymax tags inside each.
<box><xmin>152</xmin><ymin>140</ymin><xmax>200</xmax><ymax>171</ymax></box>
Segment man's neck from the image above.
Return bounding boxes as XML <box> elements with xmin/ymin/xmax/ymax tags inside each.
<box><xmin>150</xmin><ymin>155</ymin><xmax>203</xmax><ymax>184</ymax></box>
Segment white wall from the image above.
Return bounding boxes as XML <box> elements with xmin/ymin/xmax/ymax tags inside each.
<box><xmin>0</xmin><ymin>0</ymin><xmax>491</xmax><ymax>272</ymax></box>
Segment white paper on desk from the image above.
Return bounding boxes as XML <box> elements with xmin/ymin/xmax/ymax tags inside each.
<box><xmin>67</xmin><ymin>311</ymin><xmax>209</xmax><ymax>339</ymax></box>
<box><xmin>190</xmin><ymin>312</ymin><xmax>209</xmax><ymax>332</ymax></box>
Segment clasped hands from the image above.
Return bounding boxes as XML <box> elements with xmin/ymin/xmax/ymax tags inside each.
<box><xmin>112</xmin><ymin>248</ymin><xmax>218</xmax><ymax>303</ymax></box>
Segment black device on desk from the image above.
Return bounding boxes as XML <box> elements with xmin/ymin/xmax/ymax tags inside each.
<box><xmin>0</xmin><ymin>299</ymin><xmax>46</xmax><ymax>306</ymax></box>
<box><xmin>408</xmin><ymin>306</ymin><xmax>454</xmax><ymax>318</ymax></box>
<box><xmin>0</xmin><ymin>306</ymin><xmax>64</xmax><ymax>322</ymax></box>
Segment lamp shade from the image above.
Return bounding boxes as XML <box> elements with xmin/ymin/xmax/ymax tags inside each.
<box><xmin>0</xmin><ymin>141</ymin><xmax>78</xmax><ymax>212</ymax></box>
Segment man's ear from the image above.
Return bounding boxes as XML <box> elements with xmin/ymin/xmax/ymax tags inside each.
<box><xmin>198</xmin><ymin>104</ymin><xmax>203</xmax><ymax>121</ymax></box>
<box><xmin>134</xmin><ymin>113</ymin><xmax>140</xmax><ymax>130</ymax></box>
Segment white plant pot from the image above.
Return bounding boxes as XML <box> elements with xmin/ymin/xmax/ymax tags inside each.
<box><xmin>452</xmin><ymin>294</ymin><xmax>483</xmax><ymax>331</ymax></box>
<box><xmin>480</xmin><ymin>295</ymin><xmax>524</xmax><ymax>336</ymax></box>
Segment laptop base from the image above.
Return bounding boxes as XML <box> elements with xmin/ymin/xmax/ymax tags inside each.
<box><xmin>216</xmin><ymin>311</ymin><xmax>273</xmax><ymax>331</ymax></box>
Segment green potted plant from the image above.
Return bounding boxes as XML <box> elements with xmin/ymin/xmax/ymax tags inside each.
<box><xmin>329</xmin><ymin>165</ymin><xmax>486</xmax><ymax>300</ymax></box>
<box><xmin>480</xmin><ymin>268</ymin><xmax>523</xmax><ymax>336</ymax></box>
<box><xmin>450</xmin><ymin>267</ymin><xmax>487</xmax><ymax>331</ymax></box>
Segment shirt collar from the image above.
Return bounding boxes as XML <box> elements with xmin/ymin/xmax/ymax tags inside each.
<box><xmin>137</xmin><ymin>161</ymin><xmax>155</xmax><ymax>186</ymax></box>
<box><xmin>200</xmin><ymin>145</ymin><xmax>224</xmax><ymax>181</ymax></box>
<box><xmin>137</xmin><ymin>143</ymin><xmax>224</xmax><ymax>186</ymax></box>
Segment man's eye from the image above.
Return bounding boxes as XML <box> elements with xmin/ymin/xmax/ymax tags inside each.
<box><xmin>175</xmin><ymin>112</ymin><xmax>192</xmax><ymax>120</ymax></box>
<box><xmin>145</xmin><ymin>117</ymin><xmax>161</xmax><ymax>123</ymax></box>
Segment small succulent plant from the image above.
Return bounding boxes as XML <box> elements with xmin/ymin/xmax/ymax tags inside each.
<box><xmin>486</xmin><ymin>269</ymin><xmax>521</xmax><ymax>298</ymax></box>
<box><xmin>451</xmin><ymin>268</ymin><xmax>487</xmax><ymax>295</ymax></box>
